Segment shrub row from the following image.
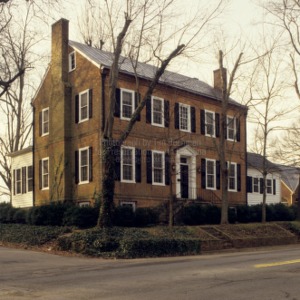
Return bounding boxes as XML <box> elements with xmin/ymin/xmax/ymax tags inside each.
<box><xmin>57</xmin><ymin>227</ymin><xmax>202</xmax><ymax>258</ymax></box>
<box><xmin>179</xmin><ymin>203</ymin><xmax>297</xmax><ymax>225</ymax></box>
<box><xmin>0</xmin><ymin>202</ymin><xmax>98</xmax><ymax>228</ymax></box>
<box><xmin>0</xmin><ymin>203</ymin><xmax>160</xmax><ymax>228</ymax></box>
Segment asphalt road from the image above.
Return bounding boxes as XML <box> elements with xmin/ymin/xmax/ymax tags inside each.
<box><xmin>1</xmin><ymin>245</ymin><xmax>300</xmax><ymax>300</ymax></box>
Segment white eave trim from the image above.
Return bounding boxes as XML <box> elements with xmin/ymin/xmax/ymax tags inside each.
<box><xmin>69</xmin><ymin>44</ymin><xmax>101</xmax><ymax>69</ymax></box>
<box><xmin>31</xmin><ymin>65</ymin><xmax>50</xmax><ymax>104</ymax></box>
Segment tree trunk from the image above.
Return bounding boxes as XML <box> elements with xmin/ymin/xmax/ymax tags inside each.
<box><xmin>98</xmin><ymin>138</ymin><xmax>117</xmax><ymax>227</ymax></box>
<box><xmin>262</xmin><ymin>173</ymin><xmax>267</xmax><ymax>223</ymax></box>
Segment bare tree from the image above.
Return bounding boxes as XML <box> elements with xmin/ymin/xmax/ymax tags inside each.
<box><xmin>0</xmin><ymin>0</ymin><xmax>62</xmax><ymax>199</ymax></box>
<box><xmin>247</xmin><ymin>37</ymin><xmax>293</xmax><ymax>222</ymax></box>
<box><xmin>79</xmin><ymin>0</ymin><xmax>227</xmax><ymax>227</ymax></box>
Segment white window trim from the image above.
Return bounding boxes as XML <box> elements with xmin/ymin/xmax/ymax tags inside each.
<box><xmin>79</xmin><ymin>147</ymin><xmax>90</xmax><ymax>184</ymax></box>
<box><xmin>152</xmin><ymin>150</ymin><xmax>165</xmax><ymax>186</ymax></box>
<box><xmin>266</xmin><ymin>178</ymin><xmax>273</xmax><ymax>194</ymax></box>
<box><xmin>206</xmin><ymin>159</ymin><xmax>216</xmax><ymax>190</ymax></box>
<box><xmin>205</xmin><ymin>110</ymin><xmax>215</xmax><ymax>137</ymax></box>
<box><xmin>15</xmin><ymin>168</ymin><xmax>22</xmax><ymax>195</ymax></box>
<box><xmin>179</xmin><ymin>103</ymin><xmax>191</xmax><ymax>132</ymax></box>
<box><xmin>120</xmin><ymin>88</ymin><xmax>135</xmax><ymax>121</ymax></box>
<box><xmin>227</xmin><ymin>115</ymin><xmax>236</xmax><ymax>141</ymax></box>
<box><xmin>120</xmin><ymin>201</ymin><xmax>136</xmax><ymax>212</ymax></box>
<box><xmin>79</xmin><ymin>89</ymin><xmax>89</xmax><ymax>123</ymax></box>
<box><xmin>253</xmin><ymin>177</ymin><xmax>259</xmax><ymax>193</ymax></box>
<box><xmin>42</xmin><ymin>157</ymin><xmax>49</xmax><ymax>190</ymax></box>
<box><xmin>41</xmin><ymin>108</ymin><xmax>49</xmax><ymax>136</ymax></box>
<box><xmin>151</xmin><ymin>96</ymin><xmax>164</xmax><ymax>127</ymax></box>
<box><xmin>121</xmin><ymin>146</ymin><xmax>136</xmax><ymax>183</ymax></box>
<box><xmin>228</xmin><ymin>162</ymin><xmax>237</xmax><ymax>192</ymax></box>
<box><xmin>69</xmin><ymin>51</ymin><xmax>76</xmax><ymax>72</ymax></box>
<box><xmin>27</xmin><ymin>166</ymin><xmax>33</xmax><ymax>193</ymax></box>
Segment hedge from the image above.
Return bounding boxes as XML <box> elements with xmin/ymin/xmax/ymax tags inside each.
<box><xmin>57</xmin><ymin>227</ymin><xmax>202</xmax><ymax>258</ymax></box>
<box><xmin>0</xmin><ymin>224</ymin><xmax>71</xmax><ymax>246</ymax></box>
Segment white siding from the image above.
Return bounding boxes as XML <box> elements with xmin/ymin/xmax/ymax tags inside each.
<box><xmin>247</xmin><ymin>168</ymin><xmax>281</xmax><ymax>206</ymax></box>
<box><xmin>11</xmin><ymin>151</ymin><xmax>33</xmax><ymax>208</ymax></box>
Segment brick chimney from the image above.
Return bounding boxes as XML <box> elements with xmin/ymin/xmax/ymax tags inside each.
<box><xmin>51</xmin><ymin>18</ymin><xmax>69</xmax><ymax>82</ymax></box>
<box><xmin>49</xmin><ymin>18</ymin><xmax>72</xmax><ymax>202</ymax></box>
<box><xmin>213</xmin><ymin>68</ymin><xmax>227</xmax><ymax>91</ymax></box>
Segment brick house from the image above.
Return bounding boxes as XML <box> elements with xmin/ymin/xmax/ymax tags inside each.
<box><xmin>13</xmin><ymin>18</ymin><xmax>248</xmax><ymax>210</ymax></box>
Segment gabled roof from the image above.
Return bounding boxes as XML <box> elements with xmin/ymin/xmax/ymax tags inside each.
<box><xmin>7</xmin><ymin>146</ymin><xmax>33</xmax><ymax>158</ymax></box>
<box><xmin>247</xmin><ymin>152</ymin><xmax>279</xmax><ymax>173</ymax></box>
<box><xmin>247</xmin><ymin>152</ymin><xmax>300</xmax><ymax>192</ymax></box>
<box><xmin>69</xmin><ymin>40</ymin><xmax>246</xmax><ymax>109</ymax></box>
<box><xmin>276</xmin><ymin>164</ymin><xmax>300</xmax><ymax>192</ymax></box>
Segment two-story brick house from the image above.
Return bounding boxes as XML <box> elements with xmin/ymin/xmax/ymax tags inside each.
<box><xmin>13</xmin><ymin>18</ymin><xmax>248</xmax><ymax>210</ymax></box>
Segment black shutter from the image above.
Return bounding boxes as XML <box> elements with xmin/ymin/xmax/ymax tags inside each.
<box><xmin>201</xmin><ymin>159</ymin><xmax>206</xmax><ymax>189</ymax></box>
<box><xmin>164</xmin><ymin>100</ymin><xmax>169</xmax><ymax>128</ymax></box>
<box><xmin>13</xmin><ymin>169</ymin><xmax>16</xmax><ymax>195</ymax></box>
<box><xmin>165</xmin><ymin>152</ymin><xmax>170</xmax><ymax>185</ymax></box>
<box><xmin>89</xmin><ymin>89</ymin><xmax>93</xmax><ymax>119</ymax></box>
<box><xmin>260</xmin><ymin>178</ymin><xmax>264</xmax><ymax>194</ymax></box>
<box><xmin>216</xmin><ymin>160</ymin><xmax>220</xmax><ymax>190</ymax></box>
<box><xmin>135</xmin><ymin>148</ymin><xmax>141</xmax><ymax>183</ymax></box>
<box><xmin>135</xmin><ymin>92</ymin><xmax>141</xmax><ymax>121</ymax></box>
<box><xmin>146</xmin><ymin>95</ymin><xmax>151</xmax><ymax>124</ymax></box>
<box><xmin>75</xmin><ymin>151</ymin><xmax>79</xmax><ymax>184</ymax></box>
<box><xmin>114</xmin><ymin>145</ymin><xmax>121</xmax><ymax>181</ymax></box>
<box><xmin>237</xmin><ymin>164</ymin><xmax>241</xmax><ymax>192</ymax></box>
<box><xmin>22</xmin><ymin>167</ymin><xmax>26</xmax><ymax>194</ymax></box>
<box><xmin>174</xmin><ymin>103</ymin><xmax>179</xmax><ymax>129</ymax></box>
<box><xmin>236</xmin><ymin>118</ymin><xmax>241</xmax><ymax>142</ymax></box>
<box><xmin>215</xmin><ymin>113</ymin><xmax>220</xmax><ymax>137</ymax></box>
<box><xmin>247</xmin><ymin>176</ymin><xmax>253</xmax><ymax>193</ymax></box>
<box><xmin>39</xmin><ymin>160</ymin><xmax>42</xmax><ymax>189</ymax></box>
<box><xmin>114</xmin><ymin>88</ymin><xmax>120</xmax><ymax>117</ymax></box>
<box><xmin>225</xmin><ymin>116</ymin><xmax>228</xmax><ymax>140</ymax></box>
<box><xmin>146</xmin><ymin>150</ymin><xmax>152</xmax><ymax>184</ymax></box>
<box><xmin>273</xmin><ymin>179</ymin><xmax>276</xmax><ymax>195</ymax></box>
<box><xmin>75</xmin><ymin>95</ymin><xmax>79</xmax><ymax>123</ymax></box>
<box><xmin>89</xmin><ymin>147</ymin><xmax>93</xmax><ymax>182</ymax></box>
<box><xmin>191</xmin><ymin>106</ymin><xmax>196</xmax><ymax>133</ymax></box>
<box><xmin>200</xmin><ymin>110</ymin><xmax>205</xmax><ymax>135</ymax></box>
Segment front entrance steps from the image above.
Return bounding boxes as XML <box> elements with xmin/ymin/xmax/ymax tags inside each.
<box><xmin>201</xmin><ymin>226</ymin><xmax>234</xmax><ymax>249</ymax></box>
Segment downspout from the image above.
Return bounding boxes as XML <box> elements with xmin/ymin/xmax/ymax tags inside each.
<box><xmin>244</xmin><ymin>109</ymin><xmax>248</xmax><ymax>206</ymax></box>
<box><xmin>31</xmin><ymin>101</ymin><xmax>35</xmax><ymax>207</ymax></box>
<box><xmin>101</xmin><ymin>67</ymin><xmax>107</xmax><ymax>131</ymax></box>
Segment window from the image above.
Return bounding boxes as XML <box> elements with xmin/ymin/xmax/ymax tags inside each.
<box><xmin>266</xmin><ymin>179</ymin><xmax>272</xmax><ymax>194</ymax></box>
<box><xmin>15</xmin><ymin>169</ymin><xmax>21</xmax><ymax>194</ymax></box>
<box><xmin>69</xmin><ymin>51</ymin><xmax>76</xmax><ymax>71</ymax></box>
<box><xmin>27</xmin><ymin>166</ymin><xmax>33</xmax><ymax>192</ymax></box>
<box><xmin>121</xmin><ymin>89</ymin><xmax>134</xmax><ymax>120</ymax></box>
<box><xmin>41</xmin><ymin>108</ymin><xmax>49</xmax><ymax>136</ymax></box>
<box><xmin>179</xmin><ymin>103</ymin><xmax>190</xmax><ymax>132</ymax></box>
<box><xmin>228</xmin><ymin>162</ymin><xmax>237</xmax><ymax>191</ymax></box>
<box><xmin>253</xmin><ymin>177</ymin><xmax>259</xmax><ymax>193</ymax></box>
<box><xmin>121</xmin><ymin>147</ymin><xmax>135</xmax><ymax>182</ymax></box>
<box><xmin>227</xmin><ymin>116</ymin><xmax>236</xmax><ymax>141</ymax></box>
<box><xmin>205</xmin><ymin>111</ymin><xmax>215</xmax><ymax>137</ymax></box>
<box><xmin>152</xmin><ymin>151</ymin><xmax>165</xmax><ymax>185</ymax></box>
<box><xmin>121</xmin><ymin>201</ymin><xmax>136</xmax><ymax>212</ymax></box>
<box><xmin>79</xmin><ymin>90</ymin><xmax>89</xmax><ymax>122</ymax></box>
<box><xmin>79</xmin><ymin>148</ymin><xmax>89</xmax><ymax>183</ymax></box>
<box><xmin>206</xmin><ymin>159</ymin><xmax>216</xmax><ymax>190</ymax></box>
<box><xmin>41</xmin><ymin>158</ymin><xmax>49</xmax><ymax>189</ymax></box>
<box><xmin>152</xmin><ymin>96</ymin><xmax>164</xmax><ymax>127</ymax></box>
